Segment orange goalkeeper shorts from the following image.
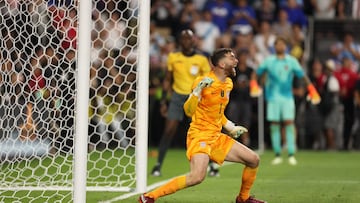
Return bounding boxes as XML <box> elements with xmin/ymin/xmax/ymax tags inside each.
<box><xmin>186</xmin><ymin>133</ymin><xmax>235</xmax><ymax>165</ymax></box>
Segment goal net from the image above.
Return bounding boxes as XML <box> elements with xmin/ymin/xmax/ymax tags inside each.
<box><xmin>0</xmin><ymin>0</ymin><xmax>148</xmax><ymax>202</ymax></box>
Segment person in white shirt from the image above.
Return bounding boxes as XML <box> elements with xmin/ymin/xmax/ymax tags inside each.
<box><xmin>310</xmin><ymin>0</ymin><xmax>337</xmax><ymax>19</ymax></box>
<box><xmin>253</xmin><ymin>20</ymin><xmax>276</xmax><ymax>60</ymax></box>
<box><xmin>193</xmin><ymin>10</ymin><xmax>221</xmax><ymax>56</ymax></box>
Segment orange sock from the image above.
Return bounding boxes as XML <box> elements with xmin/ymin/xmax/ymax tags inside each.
<box><xmin>146</xmin><ymin>175</ymin><xmax>187</xmax><ymax>200</ymax></box>
<box><xmin>239</xmin><ymin>166</ymin><xmax>258</xmax><ymax>201</ymax></box>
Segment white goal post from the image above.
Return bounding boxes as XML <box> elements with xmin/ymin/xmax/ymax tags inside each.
<box><xmin>0</xmin><ymin>0</ymin><xmax>149</xmax><ymax>202</ymax></box>
<box><xmin>73</xmin><ymin>0</ymin><xmax>92</xmax><ymax>202</ymax></box>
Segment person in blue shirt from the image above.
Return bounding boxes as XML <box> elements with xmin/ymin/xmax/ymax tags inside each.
<box><xmin>230</xmin><ymin>0</ymin><xmax>257</xmax><ymax>34</ymax></box>
<box><xmin>204</xmin><ymin>0</ymin><xmax>234</xmax><ymax>33</ymax></box>
<box><xmin>281</xmin><ymin>0</ymin><xmax>307</xmax><ymax>28</ymax></box>
<box><xmin>256</xmin><ymin>37</ymin><xmax>320</xmax><ymax>165</ymax></box>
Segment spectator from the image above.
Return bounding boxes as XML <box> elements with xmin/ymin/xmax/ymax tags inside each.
<box><xmin>352</xmin><ymin>78</ymin><xmax>360</xmax><ymax>149</ymax></box>
<box><xmin>253</xmin><ymin>20</ymin><xmax>276</xmax><ymax>61</ymax></box>
<box><xmin>336</xmin><ymin>0</ymin><xmax>353</xmax><ymax>19</ymax></box>
<box><xmin>88</xmin><ymin>77</ymin><xmax>129</xmax><ymax>149</ymax></box>
<box><xmin>204</xmin><ymin>0</ymin><xmax>234</xmax><ymax>33</ymax></box>
<box><xmin>102</xmin><ymin>12</ymin><xmax>126</xmax><ymax>53</ymax></box>
<box><xmin>334</xmin><ymin>56</ymin><xmax>358</xmax><ymax>150</ymax></box>
<box><xmin>230</xmin><ymin>0</ymin><xmax>257</xmax><ymax>35</ymax></box>
<box><xmin>149</xmin><ymin>21</ymin><xmax>167</xmax><ymax>68</ymax></box>
<box><xmin>226</xmin><ymin>49</ymin><xmax>257</xmax><ymax>147</ymax></box>
<box><xmin>175</xmin><ymin>0</ymin><xmax>199</xmax><ymax>36</ymax></box>
<box><xmin>305</xmin><ymin>59</ymin><xmax>325</xmax><ymax>150</ymax></box>
<box><xmin>272</xmin><ymin>9</ymin><xmax>293</xmax><ymax>42</ymax></box>
<box><xmin>233</xmin><ymin>27</ymin><xmax>254</xmax><ymax>52</ymax></box>
<box><xmin>279</xmin><ymin>0</ymin><xmax>304</xmax><ymax>7</ymax></box>
<box><xmin>253</xmin><ymin>0</ymin><xmax>277</xmax><ymax>23</ymax></box>
<box><xmin>48</xmin><ymin>2</ymin><xmax>77</xmax><ymax>51</ymax></box>
<box><xmin>48</xmin><ymin>0</ymin><xmax>73</xmax><ymax>7</ymax></box>
<box><xmin>192</xmin><ymin>0</ymin><xmax>208</xmax><ymax>11</ymax></box>
<box><xmin>311</xmin><ymin>59</ymin><xmax>340</xmax><ymax>150</ymax></box>
<box><xmin>281</xmin><ymin>0</ymin><xmax>308</xmax><ymax>29</ymax></box>
<box><xmin>193</xmin><ymin>10</ymin><xmax>221</xmax><ymax>56</ymax></box>
<box><xmin>150</xmin><ymin>0</ymin><xmax>177</xmax><ymax>36</ymax></box>
<box><xmin>21</xmin><ymin>53</ymin><xmax>61</xmax><ymax>150</ymax></box>
<box><xmin>289</xmin><ymin>23</ymin><xmax>305</xmax><ymax>62</ymax></box>
<box><xmin>247</xmin><ymin>42</ymin><xmax>263</xmax><ymax>70</ymax></box>
<box><xmin>60</xmin><ymin>7</ymin><xmax>77</xmax><ymax>51</ymax></box>
<box><xmin>310</xmin><ymin>0</ymin><xmax>337</xmax><ymax>19</ymax></box>
<box><xmin>149</xmin><ymin>36</ymin><xmax>176</xmax><ymax>146</ymax></box>
<box><xmin>232</xmin><ymin>28</ymin><xmax>262</xmax><ymax>69</ymax></box>
<box><xmin>330</xmin><ymin>32</ymin><xmax>360</xmax><ymax>72</ymax></box>
<box><xmin>1</xmin><ymin>56</ymin><xmax>27</xmax><ymax>140</ymax></box>
<box><xmin>352</xmin><ymin>0</ymin><xmax>360</xmax><ymax>19</ymax></box>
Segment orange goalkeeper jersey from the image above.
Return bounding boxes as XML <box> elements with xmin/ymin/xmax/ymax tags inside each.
<box><xmin>187</xmin><ymin>71</ymin><xmax>233</xmax><ymax>140</ymax></box>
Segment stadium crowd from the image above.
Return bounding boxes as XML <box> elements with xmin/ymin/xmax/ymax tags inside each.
<box><xmin>148</xmin><ymin>0</ymin><xmax>360</xmax><ymax>151</ymax></box>
<box><xmin>0</xmin><ymin>0</ymin><xmax>138</xmax><ymax>152</ymax></box>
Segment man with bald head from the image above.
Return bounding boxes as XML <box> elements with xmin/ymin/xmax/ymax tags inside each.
<box><xmin>151</xmin><ymin>29</ymin><xmax>211</xmax><ymax>177</ymax></box>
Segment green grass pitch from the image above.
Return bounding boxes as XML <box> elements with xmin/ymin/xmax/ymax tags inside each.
<box><xmin>94</xmin><ymin>149</ymin><xmax>360</xmax><ymax>203</ymax></box>
<box><xmin>2</xmin><ymin>149</ymin><xmax>359</xmax><ymax>202</ymax></box>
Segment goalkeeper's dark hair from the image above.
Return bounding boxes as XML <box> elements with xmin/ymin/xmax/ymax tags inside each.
<box><xmin>209</xmin><ymin>48</ymin><xmax>233</xmax><ymax>67</ymax></box>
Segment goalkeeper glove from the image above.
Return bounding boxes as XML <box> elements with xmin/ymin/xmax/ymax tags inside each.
<box><xmin>249</xmin><ymin>79</ymin><xmax>262</xmax><ymax>97</ymax></box>
<box><xmin>307</xmin><ymin>84</ymin><xmax>321</xmax><ymax>105</ymax></box>
<box><xmin>192</xmin><ymin>77</ymin><xmax>214</xmax><ymax>97</ymax></box>
<box><xmin>229</xmin><ymin>126</ymin><xmax>248</xmax><ymax>139</ymax></box>
<box><xmin>223</xmin><ymin>121</ymin><xmax>248</xmax><ymax>139</ymax></box>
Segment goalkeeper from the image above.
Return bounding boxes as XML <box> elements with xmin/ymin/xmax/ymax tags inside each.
<box><xmin>140</xmin><ymin>48</ymin><xmax>266</xmax><ymax>203</ymax></box>
<box><xmin>256</xmin><ymin>36</ymin><xmax>320</xmax><ymax>166</ymax></box>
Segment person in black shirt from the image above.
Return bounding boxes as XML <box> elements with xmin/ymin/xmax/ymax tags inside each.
<box><xmin>226</xmin><ymin>49</ymin><xmax>256</xmax><ymax>146</ymax></box>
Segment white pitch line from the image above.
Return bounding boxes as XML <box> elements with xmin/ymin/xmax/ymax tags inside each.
<box><xmin>98</xmin><ymin>179</ymin><xmax>170</xmax><ymax>203</ymax></box>
<box><xmin>99</xmin><ymin>162</ymin><xmax>235</xmax><ymax>203</ymax></box>
<box><xmin>100</xmin><ymin>159</ymin><xmax>360</xmax><ymax>202</ymax></box>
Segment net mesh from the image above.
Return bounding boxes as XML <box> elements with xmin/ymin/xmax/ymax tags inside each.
<box><xmin>0</xmin><ymin>0</ymin><xmax>139</xmax><ymax>202</ymax></box>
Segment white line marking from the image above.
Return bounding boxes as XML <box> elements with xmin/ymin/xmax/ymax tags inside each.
<box><xmin>98</xmin><ymin>162</ymin><xmax>234</xmax><ymax>203</ymax></box>
<box><xmin>99</xmin><ymin>159</ymin><xmax>360</xmax><ymax>202</ymax></box>
<box><xmin>98</xmin><ymin>179</ymin><xmax>169</xmax><ymax>203</ymax></box>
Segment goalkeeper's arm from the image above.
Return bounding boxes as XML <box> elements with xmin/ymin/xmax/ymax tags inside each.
<box><xmin>183</xmin><ymin>94</ymin><xmax>199</xmax><ymax>117</ymax></box>
<box><xmin>183</xmin><ymin>77</ymin><xmax>214</xmax><ymax>117</ymax></box>
<box><xmin>222</xmin><ymin>115</ymin><xmax>248</xmax><ymax>139</ymax></box>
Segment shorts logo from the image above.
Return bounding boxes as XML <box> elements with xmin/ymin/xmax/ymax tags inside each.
<box><xmin>200</xmin><ymin>142</ymin><xmax>206</xmax><ymax>148</ymax></box>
